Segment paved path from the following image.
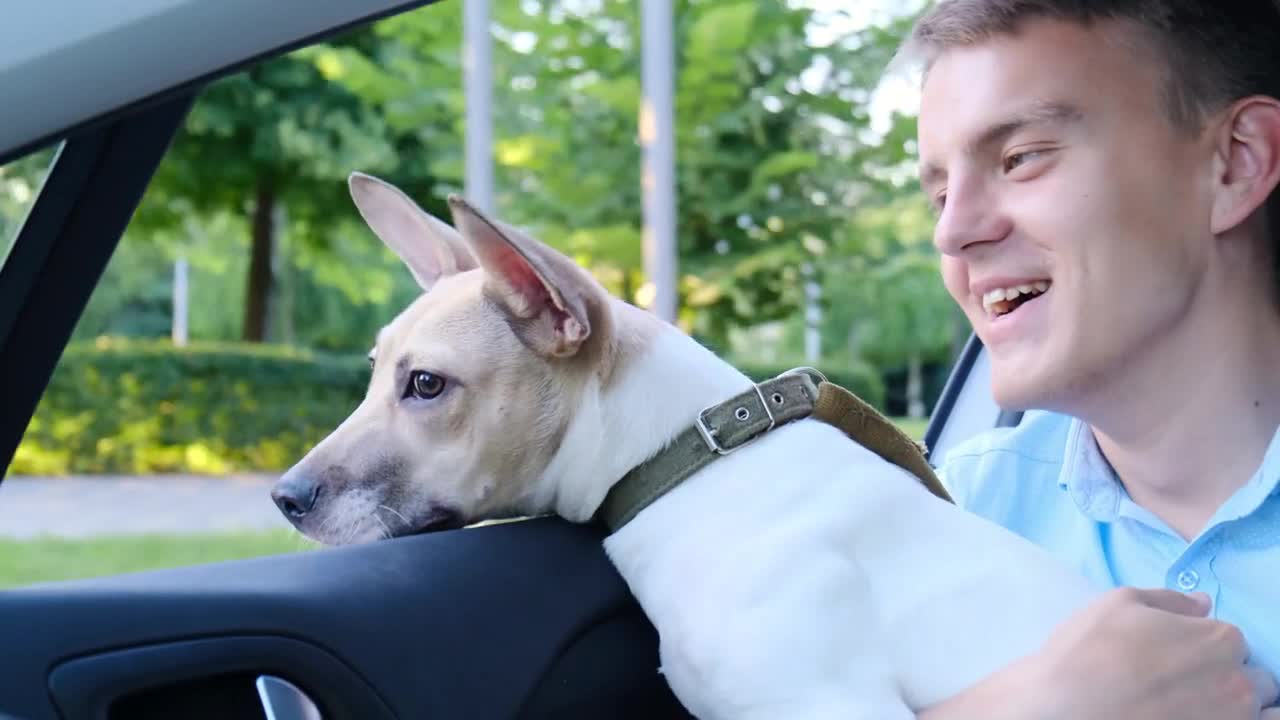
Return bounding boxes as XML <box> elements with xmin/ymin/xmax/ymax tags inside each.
<box><xmin>0</xmin><ymin>474</ymin><xmax>294</xmax><ymax>539</ymax></box>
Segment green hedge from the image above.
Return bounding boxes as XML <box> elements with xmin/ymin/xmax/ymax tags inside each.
<box><xmin>14</xmin><ymin>338</ymin><xmax>369</xmax><ymax>475</ymax></box>
<box><xmin>12</xmin><ymin>338</ymin><xmax>885</xmax><ymax>475</ymax></box>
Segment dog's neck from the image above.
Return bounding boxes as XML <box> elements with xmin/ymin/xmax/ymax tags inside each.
<box><xmin>533</xmin><ymin>301</ymin><xmax>755</xmax><ymax>523</ymax></box>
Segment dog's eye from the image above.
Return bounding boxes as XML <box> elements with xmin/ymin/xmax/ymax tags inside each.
<box><xmin>407</xmin><ymin>371</ymin><xmax>446</xmax><ymax>400</ymax></box>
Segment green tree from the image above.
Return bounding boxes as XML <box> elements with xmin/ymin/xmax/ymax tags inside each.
<box><xmin>87</xmin><ymin>0</ymin><xmax>946</xmax><ymax>371</ymax></box>
<box><xmin>823</xmin><ymin>193</ymin><xmax>956</xmax><ymax>416</ymax></box>
<box><xmin>133</xmin><ymin>26</ymin><xmax>456</xmax><ymax>342</ymax></box>
<box><xmin>479</xmin><ymin>1</ymin><xmax>928</xmax><ymax>354</ymax></box>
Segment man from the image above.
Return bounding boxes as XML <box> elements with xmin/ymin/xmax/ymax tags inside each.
<box><xmin>901</xmin><ymin>1</ymin><xmax>1280</xmax><ymax>718</ymax></box>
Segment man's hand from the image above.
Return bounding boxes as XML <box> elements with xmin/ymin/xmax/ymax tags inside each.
<box><xmin>1035</xmin><ymin>587</ymin><xmax>1277</xmax><ymax>719</ymax></box>
<box><xmin>920</xmin><ymin>587</ymin><xmax>1278</xmax><ymax>720</ymax></box>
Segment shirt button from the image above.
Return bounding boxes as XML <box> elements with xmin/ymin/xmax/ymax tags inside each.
<box><xmin>1176</xmin><ymin>569</ymin><xmax>1200</xmax><ymax>591</ymax></box>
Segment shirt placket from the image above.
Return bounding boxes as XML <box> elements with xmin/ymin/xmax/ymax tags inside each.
<box><xmin>1165</xmin><ymin>531</ymin><xmax>1224</xmax><ymax>613</ymax></box>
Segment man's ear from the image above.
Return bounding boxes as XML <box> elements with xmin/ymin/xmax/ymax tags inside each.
<box><xmin>1209</xmin><ymin>96</ymin><xmax>1280</xmax><ymax>237</ymax></box>
<box><xmin>447</xmin><ymin>195</ymin><xmax>604</xmax><ymax>358</ymax></box>
<box><xmin>348</xmin><ymin>172</ymin><xmax>478</xmax><ymax>290</ymax></box>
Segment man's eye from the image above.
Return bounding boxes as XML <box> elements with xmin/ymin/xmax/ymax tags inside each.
<box><xmin>1003</xmin><ymin>150</ymin><xmax>1044</xmax><ymax>173</ymax></box>
<box><xmin>933</xmin><ymin>192</ymin><xmax>947</xmax><ymax>213</ymax></box>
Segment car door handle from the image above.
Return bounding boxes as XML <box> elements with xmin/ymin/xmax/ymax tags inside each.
<box><xmin>256</xmin><ymin>674</ymin><xmax>323</xmax><ymax>720</ymax></box>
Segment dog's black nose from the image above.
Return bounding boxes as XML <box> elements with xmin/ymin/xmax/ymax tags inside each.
<box><xmin>272</xmin><ymin>475</ymin><xmax>320</xmax><ymax>519</ymax></box>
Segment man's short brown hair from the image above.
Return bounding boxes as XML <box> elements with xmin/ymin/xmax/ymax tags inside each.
<box><xmin>902</xmin><ymin>0</ymin><xmax>1280</xmax><ymax>274</ymax></box>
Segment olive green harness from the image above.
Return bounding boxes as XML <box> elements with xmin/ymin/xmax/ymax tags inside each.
<box><xmin>596</xmin><ymin>368</ymin><xmax>953</xmax><ymax>533</ymax></box>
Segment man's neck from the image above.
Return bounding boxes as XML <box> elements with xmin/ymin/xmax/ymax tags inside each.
<box><xmin>1080</xmin><ymin>280</ymin><xmax>1280</xmax><ymax>541</ymax></box>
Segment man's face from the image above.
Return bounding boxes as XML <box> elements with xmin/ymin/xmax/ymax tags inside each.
<box><xmin>918</xmin><ymin>19</ymin><xmax>1215</xmax><ymax>412</ymax></box>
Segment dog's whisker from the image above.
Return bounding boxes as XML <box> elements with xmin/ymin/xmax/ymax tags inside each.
<box><xmin>373</xmin><ymin>514</ymin><xmax>392</xmax><ymax>540</ymax></box>
<box><xmin>318</xmin><ymin>514</ymin><xmax>341</xmax><ymax>544</ymax></box>
<box><xmin>316</xmin><ymin>515</ymin><xmax>338</xmax><ymax>543</ymax></box>
<box><xmin>378</xmin><ymin>504</ymin><xmax>411</xmax><ymax>528</ymax></box>
<box><xmin>343</xmin><ymin>517</ymin><xmax>365</xmax><ymax>545</ymax></box>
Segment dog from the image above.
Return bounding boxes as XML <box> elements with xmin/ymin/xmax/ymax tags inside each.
<box><xmin>272</xmin><ymin>172</ymin><xmax>1100</xmax><ymax>719</ymax></box>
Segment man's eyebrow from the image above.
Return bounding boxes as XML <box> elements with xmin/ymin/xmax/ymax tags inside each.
<box><xmin>919</xmin><ymin>100</ymin><xmax>1084</xmax><ymax>191</ymax></box>
<box><xmin>971</xmin><ymin>100</ymin><xmax>1083</xmax><ymax>153</ymax></box>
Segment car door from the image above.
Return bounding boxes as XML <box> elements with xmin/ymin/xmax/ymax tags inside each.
<box><xmin>0</xmin><ymin>2</ymin><xmax>688</xmax><ymax>718</ymax></box>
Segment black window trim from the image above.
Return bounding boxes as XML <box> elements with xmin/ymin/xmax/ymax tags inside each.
<box><xmin>0</xmin><ymin>94</ymin><xmax>195</xmax><ymax>477</ymax></box>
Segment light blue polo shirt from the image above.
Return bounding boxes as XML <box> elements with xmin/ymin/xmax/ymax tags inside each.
<box><xmin>937</xmin><ymin>410</ymin><xmax>1280</xmax><ymax>676</ymax></box>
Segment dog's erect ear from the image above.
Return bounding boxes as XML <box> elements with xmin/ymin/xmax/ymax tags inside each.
<box><xmin>447</xmin><ymin>195</ymin><xmax>602</xmax><ymax>358</ymax></box>
<box><xmin>348</xmin><ymin>172</ymin><xmax>477</xmax><ymax>290</ymax></box>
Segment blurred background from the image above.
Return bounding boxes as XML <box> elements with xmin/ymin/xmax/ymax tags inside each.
<box><xmin>0</xmin><ymin>0</ymin><xmax>960</xmax><ymax>584</ymax></box>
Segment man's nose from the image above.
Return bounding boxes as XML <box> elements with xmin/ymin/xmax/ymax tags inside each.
<box><xmin>932</xmin><ymin>185</ymin><xmax>1013</xmax><ymax>257</ymax></box>
<box><xmin>272</xmin><ymin>474</ymin><xmax>321</xmax><ymax>520</ymax></box>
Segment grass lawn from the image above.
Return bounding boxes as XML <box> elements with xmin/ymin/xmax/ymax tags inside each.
<box><xmin>0</xmin><ymin>530</ymin><xmax>315</xmax><ymax>589</ymax></box>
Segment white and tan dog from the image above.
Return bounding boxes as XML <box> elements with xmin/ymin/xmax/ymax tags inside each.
<box><xmin>272</xmin><ymin>172</ymin><xmax>1099</xmax><ymax>719</ymax></box>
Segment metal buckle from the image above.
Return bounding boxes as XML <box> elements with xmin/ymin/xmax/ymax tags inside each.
<box><xmin>695</xmin><ymin>384</ymin><xmax>776</xmax><ymax>455</ymax></box>
<box><xmin>779</xmin><ymin>366</ymin><xmax>828</xmax><ymax>384</ymax></box>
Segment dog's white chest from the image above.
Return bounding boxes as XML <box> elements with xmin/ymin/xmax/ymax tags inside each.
<box><xmin>603</xmin><ymin>420</ymin><xmax>1097</xmax><ymax>719</ymax></box>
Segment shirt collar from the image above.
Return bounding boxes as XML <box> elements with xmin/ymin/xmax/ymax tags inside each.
<box><xmin>1058</xmin><ymin>418</ymin><xmax>1123</xmax><ymax>522</ymax></box>
<box><xmin>1057</xmin><ymin>417</ymin><xmax>1280</xmax><ymax>528</ymax></box>
<box><xmin>1208</xmin><ymin>421</ymin><xmax>1280</xmax><ymax>526</ymax></box>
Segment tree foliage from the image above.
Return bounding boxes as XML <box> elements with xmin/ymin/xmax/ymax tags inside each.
<box><xmin>66</xmin><ymin>0</ymin><xmax>957</xmax><ymax>380</ymax></box>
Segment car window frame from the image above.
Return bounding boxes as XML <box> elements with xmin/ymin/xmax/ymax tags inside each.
<box><xmin>0</xmin><ymin>1</ymin><xmax>438</xmax><ymax>480</ymax></box>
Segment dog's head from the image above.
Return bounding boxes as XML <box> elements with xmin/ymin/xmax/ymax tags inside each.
<box><xmin>272</xmin><ymin>173</ymin><xmax>624</xmax><ymax>544</ymax></box>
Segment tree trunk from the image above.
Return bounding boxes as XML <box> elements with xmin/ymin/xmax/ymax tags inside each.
<box><xmin>907</xmin><ymin>352</ymin><xmax>926</xmax><ymax>419</ymax></box>
<box><xmin>278</xmin><ymin>213</ymin><xmax>295</xmax><ymax>346</ymax></box>
<box><xmin>802</xmin><ymin>262</ymin><xmax>822</xmax><ymax>363</ymax></box>
<box><xmin>266</xmin><ymin>201</ymin><xmax>293</xmax><ymax>345</ymax></box>
<box><xmin>171</xmin><ymin>258</ymin><xmax>188</xmax><ymax>347</ymax></box>
<box><xmin>243</xmin><ymin>181</ymin><xmax>275</xmax><ymax>343</ymax></box>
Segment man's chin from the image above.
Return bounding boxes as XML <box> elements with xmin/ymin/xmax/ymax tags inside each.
<box><xmin>988</xmin><ymin>361</ymin><xmax>1052</xmax><ymax>412</ymax></box>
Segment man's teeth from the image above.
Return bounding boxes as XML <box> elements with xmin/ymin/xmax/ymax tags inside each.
<box><xmin>982</xmin><ymin>281</ymin><xmax>1050</xmax><ymax>314</ymax></box>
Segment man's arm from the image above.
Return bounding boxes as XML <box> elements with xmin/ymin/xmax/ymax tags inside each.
<box><xmin>918</xmin><ymin>588</ymin><xmax>1279</xmax><ymax>720</ymax></box>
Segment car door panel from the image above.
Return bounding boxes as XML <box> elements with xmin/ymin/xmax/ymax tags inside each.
<box><xmin>1</xmin><ymin>517</ymin><xmax>689</xmax><ymax>719</ymax></box>
<box><xmin>50</xmin><ymin>636</ymin><xmax>391</xmax><ymax>720</ymax></box>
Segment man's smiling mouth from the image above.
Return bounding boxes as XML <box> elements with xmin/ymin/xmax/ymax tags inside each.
<box><xmin>982</xmin><ymin>281</ymin><xmax>1050</xmax><ymax>318</ymax></box>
